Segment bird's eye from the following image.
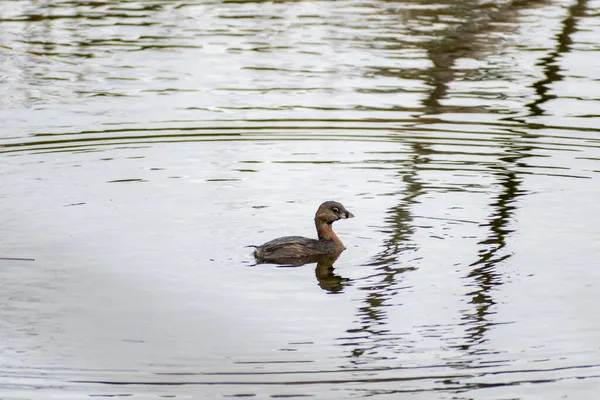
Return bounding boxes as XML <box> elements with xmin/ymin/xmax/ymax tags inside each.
<box><xmin>332</xmin><ymin>207</ymin><xmax>340</xmax><ymax>214</ymax></box>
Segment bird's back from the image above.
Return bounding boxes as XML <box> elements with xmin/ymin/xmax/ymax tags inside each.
<box><xmin>253</xmin><ymin>235</ymin><xmax>339</xmax><ymax>263</ymax></box>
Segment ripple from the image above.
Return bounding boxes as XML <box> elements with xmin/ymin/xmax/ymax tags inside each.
<box><xmin>2</xmin><ymin>118</ymin><xmax>598</xmax><ymax>182</ymax></box>
<box><xmin>2</xmin><ymin>0</ymin><xmax>600</xmax><ymax>398</ymax></box>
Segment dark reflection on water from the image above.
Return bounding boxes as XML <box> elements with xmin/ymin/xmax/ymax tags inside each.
<box><xmin>525</xmin><ymin>0</ymin><xmax>589</xmax><ymax>117</ymax></box>
<box><xmin>345</xmin><ymin>0</ymin><xmax>537</xmax><ymax>366</ymax></box>
<box><xmin>461</xmin><ymin>164</ymin><xmax>525</xmax><ymax>351</ymax></box>
<box><xmin>342</xmin><ymin>143</ymin><xmax>428</xmax><ymax>363</ymax></box>
<box><xmin>314</xmin><ymin>258</ymin><xmax>350</xmax><ymax>294</ymax></box>
<box><xmin>419</xmin><ymin>0</ymin><xmax>527</xmax><ymax>113</ymax></box>
<box><xmin>1</xmin><ymin>0</ymin><xmax>600</xmax><ymax>398</ymax></box>
<box><xmin>372</xmin><ymin>145</ymin><xmax>431</xmax><ymax>265</ymax></box>
<box><xmin>256</xmin><ymin>253</ymin><xmax>351</xmax><ymax>294</ymax></box>
<box><xmin>458</xmin><ymin>0</ymin><xmax>591</xmax><ymax>356</ymax></box>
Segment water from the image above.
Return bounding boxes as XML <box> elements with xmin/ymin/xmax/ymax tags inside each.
<box><xmin>1</xmin><ymin>0</ymin><xmax>600</xmax><ymax>398</ymax></box>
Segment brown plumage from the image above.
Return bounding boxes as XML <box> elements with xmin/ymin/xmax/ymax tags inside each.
<box><xmin>251</xmin><ymin>201</ymin><xmax>354</xmax><ymax>264</ymax></box>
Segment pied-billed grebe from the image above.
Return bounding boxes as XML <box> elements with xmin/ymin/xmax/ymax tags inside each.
<box><xmin>251</xmin><ymin>201</ymin><xmax>354</xmax><ymax>264</ymax></box>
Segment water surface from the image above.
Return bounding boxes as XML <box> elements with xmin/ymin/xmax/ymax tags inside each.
<box><xmin>1</xmin><ymin>0</ymin><xmax>600</xmax><ymax>398</ymax></box>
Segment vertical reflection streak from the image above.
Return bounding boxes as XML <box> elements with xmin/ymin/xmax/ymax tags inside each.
<box><xmin>460</xmin><ymin>157</ymin><xmax>526</xmax><ymax>351</ymax></box>
<box><xmin>343</xmin><ymin>0</ymin><xmax>556</xmax><ymax>367</ymax></box>
<box><xmin>460</xmin><ymin>0</ymin><xmax>589</xmax><ymax>353</ymax></box>
<box><xmin>421</xmin><ymin>0</ymin><xmax>546</xmax><ymax>113</ymax></box>
<box><xmin>346</xmin><ymin>143</ymin><xmax>429</xmax><ymax>363</ymax></box>
<box><xmin>523</xmin><ymin>0</ymin><xmax>589</xmax><ymax>117</ymax></box>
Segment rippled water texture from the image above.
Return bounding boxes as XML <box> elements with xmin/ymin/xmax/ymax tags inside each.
<box><xmin>1</xmin><ymin>0</ymin><xmax>600</xmax><ymax>398</ymax></box>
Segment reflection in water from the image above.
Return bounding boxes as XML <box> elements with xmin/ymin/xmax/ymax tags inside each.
<box><xmin>525</xmin><ymin>0</ymin><xmax>589</xmax><ymax>117</ymax></box>
<box><xmin>343</xmin><ymin>0</ymin><xmax>535</xmax><ymax>363</ymax></box>
<box><xmin>1</xmin><ymin>0</ymin><xmax>600</xmax><ymax>398</ymax></box>
<box><xmin>314</xmin><ymin>255</ymin><xmax>350</xmax><ymax>294</ymax></box>
<box><xmin>420</xmin><ymin>0</ymin><xmax>539</xmax><ymax>114</ymax></box>
<box><xmin>260</xmin><ymin>253</ymin><xmax>350</xmax><ymax>294</ymax></box>
<box><xmin>371</xmin><ymin>145</ymin><xmax>431</xmax><ymax>266</ymax></box>
<box><xmin>343</xmin><ymin>0</ymin><xmax>592</xmax><ymax>366</ymax></box>
<box><xmin>417</xmin><ymin>0</ymin><xmax>537</xmax><ymax>357</ymax></box>
<box><xmin>461</xmin><ymin>164</ymin><xmax>525</xmax><ymax>351</ymax></box>
<box><xmin>343</xmin><ymin>144</ymin><xmax>428</xmax><ymax>361</ymax></box>
<box><xmin>460</xmin><ymin>0</ymin><xmax>590</xmax><ymax>353</ymax></box>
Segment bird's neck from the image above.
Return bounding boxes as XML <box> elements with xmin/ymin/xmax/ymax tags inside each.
<box><xmin>315</xmin><ymin>219</ymin><xmax>343</xmax><ymax>248</ymax></box>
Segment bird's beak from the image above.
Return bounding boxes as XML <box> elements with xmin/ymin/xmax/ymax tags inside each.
<box><xmin>344</xmin><ymin>211</ymin><xmax>354</xmax><ymax>219</ymax></box>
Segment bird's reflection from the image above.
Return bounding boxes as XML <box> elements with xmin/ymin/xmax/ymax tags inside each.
<box><xmin>313</xmin><ymin>254</ymin><xmax>349</xmax><ymax>293</ymax></box>
<box><xmin>256</xmin><ymin>252</ymin><xmax>350</xmax><ymax>294</ymax></box>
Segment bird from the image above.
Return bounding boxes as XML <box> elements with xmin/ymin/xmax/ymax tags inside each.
<box><xmin>251</xmin><ymin>201</ymin><xmax>354</xmax><ymax>264</ymax></box>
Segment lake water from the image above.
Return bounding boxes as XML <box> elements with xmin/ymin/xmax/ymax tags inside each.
<box><xmin>1</xmin><ymin>0</ymin><xmax>600</xmax><ymax>398</ymax></box>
